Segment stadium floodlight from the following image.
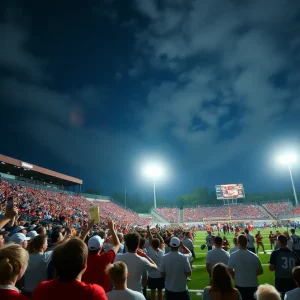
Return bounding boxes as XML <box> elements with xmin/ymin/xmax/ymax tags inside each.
<box><xmin>144</xmin><ymin>164</ymin><xmax>163</xmax><ymax>209</ymax></box>
<box><xmin>279</xmin><ymin>154</ymin><xmax>296</xmax><ymax>164</ymax></box>
<box><xmin>279</xmin><ymin>154</ymin><xmax>298</xmax><ymax>206</ymax></box>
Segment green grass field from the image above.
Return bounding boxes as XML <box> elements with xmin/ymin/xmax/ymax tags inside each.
<box><xmin>186</xmin><ymin>229</ymin><xmax>276</xmax><ymax>299</ymax></box>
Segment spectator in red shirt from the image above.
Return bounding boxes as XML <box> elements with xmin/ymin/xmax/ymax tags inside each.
<box><xmin>82</xmin><ymin>217</ymin><xmax>120</xmax><ymax>292</ymax></box>
<box><xmin>0</xmin><ymin>243</ymin><xmax>29</xmax><ymax>300</ymax></box>
<box><xmin>31</xmin><ymin>238</ymin><xmax>107</xmax><ymax>300</ymax></box>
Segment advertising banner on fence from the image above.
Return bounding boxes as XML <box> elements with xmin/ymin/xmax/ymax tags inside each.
<box><xmin>215</xmin><ymin>184</ymin><xmax>245</xmax><ymax>199</ymax></box>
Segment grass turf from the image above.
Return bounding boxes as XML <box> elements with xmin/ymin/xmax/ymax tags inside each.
<box><xmin>186</xmin><ymin>229</ymin><xmax>276</xmax><ymax>299</ymax></box>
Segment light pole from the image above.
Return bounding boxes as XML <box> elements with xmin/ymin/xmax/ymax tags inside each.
<box><xmin>144</xmin><ymin>165</ymin><xmax>163</xmax><ymax>209</ymax></box>
<box><xmin>279</xmin><ymin>154</ymin><xmax>298</xmax><ymax>206</ymax></box>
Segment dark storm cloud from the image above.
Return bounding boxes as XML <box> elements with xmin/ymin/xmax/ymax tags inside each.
<box><xmin>132</xmin><ymin>0</ymin><xmax>300</xmax><ymax>170</ymax></box>
<box><xmin>1</xmin><ymin>0</ymin><xmax>300</xmax><ymax>193</ymax></box>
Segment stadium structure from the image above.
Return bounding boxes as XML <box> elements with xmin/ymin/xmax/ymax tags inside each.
<box><xmin>1</xmin><ymin>153</ymin><xmax>300</xmax><ymax>226</ymax></box>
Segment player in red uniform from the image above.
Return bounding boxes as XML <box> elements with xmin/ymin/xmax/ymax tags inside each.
<box><xmin>269</xmin><ymin>231</ymin><xmax>276</xmax><ymax>250</ymax></box>
<box><xmin>222</xmin><ymin>236</ymin><xmax>230</xmax><ymax>251</ymax></box>
<box><xmin>255</xmin><ymin>231</ymin><xmax>266</xmax><ymax>254</ymax></box>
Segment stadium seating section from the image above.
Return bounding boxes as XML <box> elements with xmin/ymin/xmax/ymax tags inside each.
<box><xmin>182</xmin><ymin>205</ymin><xmax>270</xmax><ymax>222</ymax></box>
<box><xmin>0</xmin><ymin>179</ymin><xmax>151</xmax><ymax>227</ymax></box>
<box><xmin>154</xmin><ymin>208</ymin><xmax>179</xmax><ymax>223</ymax></box>
<box><xmin>262</xmin><ymin>201</ymin><xmax>292</xmax><ymax>217</ymax></box>
<box><xmin>287</xmin><ymin>206</ymin><xmax>300</xmax><ymax>216</ymax></box>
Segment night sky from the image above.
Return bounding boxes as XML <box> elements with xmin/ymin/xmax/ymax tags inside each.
<box><xmin>1</xmin><ymin>0</ymin><xmax>300</xmax><ymax>201</ymax></box>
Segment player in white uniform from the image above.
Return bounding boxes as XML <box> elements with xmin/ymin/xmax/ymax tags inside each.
<box><xmin>206</xmin><ymin>231</ymin><xmax>214</xmax><ymax>251</ymax></box>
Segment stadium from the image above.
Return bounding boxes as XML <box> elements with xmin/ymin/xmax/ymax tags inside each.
<box><xmin>1</xmin><ymin>153</ymin><xmax>300</xmax><ymax>300</ymax></box>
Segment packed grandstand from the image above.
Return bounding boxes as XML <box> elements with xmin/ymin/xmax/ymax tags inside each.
<box><xmin>1</xmin><ymin>154</ymin><xmax>300</xmax><ymax>300</ymax></box>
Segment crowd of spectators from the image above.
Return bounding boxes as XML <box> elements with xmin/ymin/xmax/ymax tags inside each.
<box><xmin>0</xmin><ymin>179</ymin><xmax>151</xmax><ymax>228</ymax></box>
<box><xmin>262</xmin><ymin>201</ymin><xmax>292</xmax><ymax>218</ymax></box>
<box><xmin>183</xmin><ymin>204</ymin><xmax>270</xmax><ymax>222</ymax></box>
<box><xmin>288</xmin><ymin>206</ymin><xmax>300</xmax><ymax>216</ymax></box>
<box><xmin>154</xmin><ymin>208</ymin><xmax>179</xmax><ymax>223</ymax></box>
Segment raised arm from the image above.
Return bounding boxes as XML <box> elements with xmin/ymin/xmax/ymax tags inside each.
<box><xmin>107</xmin><ymin>217</ymin><xmax>120</xmax><ymax>253</ymax></box>
<box><xmin>80</xmin><ymin>219</ymin><xmax>94</xmax><ymax>241</ymax></box>
<box><xmin>0</xmin><ymin>207</ymin><xmax>18</xmax><ymax>230</ymax></box>
<box><xmin>147</xmin><ymin>225</ymin><xmax>153</xmax><ymax>247</ymax></box>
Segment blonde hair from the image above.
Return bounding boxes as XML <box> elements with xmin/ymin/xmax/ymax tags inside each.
<box><xmin>255</xmin><ymin>284</ymin><xmax>281</xmax><ymax>300</ymax></box>
<box><xmin>0</xmin><ymin>244</ymin><xmax>29</xmax><ymax>283</ymax></box>
<box><xmin>106</xmin><ymin>261</ymin><xmax>127</xmax><ymax>284</ymax></box>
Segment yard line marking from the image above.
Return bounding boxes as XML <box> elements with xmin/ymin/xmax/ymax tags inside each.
<box><xmin>193</xmin><ymin>263</ymin><xmax>269</xmax><ymax>267</ymax></box>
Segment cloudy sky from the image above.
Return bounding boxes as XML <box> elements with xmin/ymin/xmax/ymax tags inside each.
<box><xmin>1</xmin><ymin>0</ymin><xmax>300</xmax><ymax>200</ymax></box>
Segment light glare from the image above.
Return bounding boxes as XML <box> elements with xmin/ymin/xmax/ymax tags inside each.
<box><xmin>279</xmin><ymin>154</ymin><xmax>296</xmax><ymax>164</ymax></box>
<box><xmin>144</xmin><ymin>165</ymin><xmax>163</xmax><ymax>177</ymax></box>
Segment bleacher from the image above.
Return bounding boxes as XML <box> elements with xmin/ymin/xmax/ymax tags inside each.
<box><xmin>287</xmin><ymin>206</ymin><xmax>300</xmax><ymax>216</ymax></box>
<box><xmin>262</xmin><ymin>201</ymin><xmax>292</xmax><ymax>217</ymax></box>
<box><xmin>183</xmin><ymin>204</ymin><xmax>270</xmax><ymax>222</ymax></box>
<box><xmin>0</xmin><ymin>179</ymin><xmax>151</xmax><ymax>227</ymax></box>
<box><xmin>154</xmin><ymin>207</ymin><xmax>179</xmax><ymax>223</ymax></box>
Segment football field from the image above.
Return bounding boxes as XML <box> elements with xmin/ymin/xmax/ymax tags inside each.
<box><xmin>186</xmin><ymin>229</ymin><xmax>276</xmax><ymax>299</ymax></box>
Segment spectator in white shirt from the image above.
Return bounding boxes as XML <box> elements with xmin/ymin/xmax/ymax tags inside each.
<box><xmin>146</xmin><ymin>226</ymin><xmax>165</xmax><ymax>300</ymax></box>
<box><xmin>106</xmin><ymin>261</ymin><xmax>145</xmax><ymax>300</ymax></box>
<box><xmin>206</xmin><ymin>236</ymin><xmax>230</xmax><ymax>281</ymax></box>
<box><xmin>114</xmin><ymin>232</ymin><xmax>157</xmax><ymax>293</ymax></box>
<box><xmin>227</xmin><ymin>234</ymin><xmax>263</xmax><ymax>300</ymax></box>
<box><xmin>245</xmin><ymin>229</ymin><xmax>256</xmax><ymax>254</ymax></box>
<box><xmin>285</xmin><ymin>266</ymin><xmax>300</xmax><ymax>300</ymax></box>
<box><xmin>160</xmin><ymin>237</ymin><xmax>191</xmax><ymax>300</ymax></box>
<box><xmin>183</xmin><ymin>232</ymin><xmax>195</xmax><ymax>269</ymax></box>
<box><xmin>23</xmin><ymin>235</ymin><xmax>52</xmax><ymax>297</ymax></box>
<box><xmin>230</xmin><ymin>237</ymin><xmax>239</xmax><ymax>255</ymax></box>
<box><xmin>255</xmin><ymin>284</ymin><xmax>281</xmax><ymax>300</ymax></box>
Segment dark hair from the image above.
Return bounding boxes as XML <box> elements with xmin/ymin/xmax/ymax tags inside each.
<box><xmin>125</xmin><ymin>233</ymin><xmax>140</xmax><ymax>252</ymax></box>
<box><xmin>36</xmin><ymin>226</ymin><xmax>46</xmax><ymax>235</ymax></box>
<box><xmin>244</xmin><ymin>229</ymin><xmax>249</xmax><ymax>234</ymax></box>
<box><xmin>31</xmin><ymin>235</ymin><xmax>47</xmax><ymax>252</ymax></box>
<box><xmin>214</xmin><ymin>236</ymin><xmax>222</xmax><ymax>246</ymax></box>
<box><xmin>278</xmin><ymin>235</ymin><xmax>287</xmax><ymax>246</ymax></box>
<box><xmin>97</xmin><ymin>231</ymin><xmax>106</xmax><ymax>239</ymax></box>
<box><xmin>210</xmin><ymin>263</ymin><xmax>236</xmax><ymax>294</ymax></box>
<box><xmin>51</xmin><ymin>230</ymin><xmax>62</xmax><ymax>243</ymax></box>
<box><xmin>52</xmin><ymin>238</ymin><xmax>88</xmax><ymax>281</ymax></box>
<box><xmin>291</xmin><ymin>228</ymin><xmax>296</xmax><ymax>234</ymax></box>
<box><xmin>139</xmin><ymin>238</ymin><xmax>146</xmax><ymax>249</ymax></box>
<box><xmin>152</xmin><ymin>238</ymin><xmax>160</xmax><ymax>249</ymax></box>
<box><xmin>238</xmin><ymin>235</ymin><xmax>247</xmax><ymax>247</ymax></box>
<box><xmin>293</xmin><ymin>266</ymin><xmax>300</xmax><ymax>285</ymax></box>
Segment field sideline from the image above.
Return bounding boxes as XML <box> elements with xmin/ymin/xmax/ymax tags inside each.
<box><xmin>186</xmin><ymin>228</ymin><xmax>277</xmax><ymax>300</ymax></box>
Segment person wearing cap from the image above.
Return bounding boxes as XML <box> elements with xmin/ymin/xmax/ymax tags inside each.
<box><xmin>114</xmin><ymin>232</ymin><xmax>157</xmax><ymax>293</ymax></box>
<box><xmin>27</xmin><ymin>231</ymin><xmax>38</xmax><ymax>240</ymax></box>
<box><xmin>82</xmin><ymin>217</ymin><xmax>120</xmax><ymax>293</ymax></box>
<box><xmin>160</xmin><ymin>236</ymin><xmax>191</xmax><ymax>300</ymax></box>
<box><xmin>10</xmin><ymin>233</ymin><xmax>30</xmax><ymax>249</ymax></box>
<box><xmin>206</xmin><ymin>237</ymin><xmax>230</xmax><ymax>282</ymax></box>
<box><xmin>228</xmin><ymin>234</ymin><xmax>263</xmax><ymax>300</ymax></box>
<box><xmin>31</xmin><ymin>238</ymin><xmax>107</xmax><ymax>300</ymax></box>
<box><xmin>269</xmin><ymin>234</ymin><xmax>300</xmax><ymax>297</ymax></box>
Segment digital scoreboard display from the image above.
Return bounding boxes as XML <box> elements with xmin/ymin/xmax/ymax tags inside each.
<box><xmin>215</xmin><ymin>184</ymin><xmax>245</xmax><ymax>200</ymax></box>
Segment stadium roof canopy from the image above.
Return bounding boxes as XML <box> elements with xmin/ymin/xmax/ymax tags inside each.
<box><xmin>0</xmin><ymin>154</ymin><xmax>82</xmax><ymax>187</ymax></box>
